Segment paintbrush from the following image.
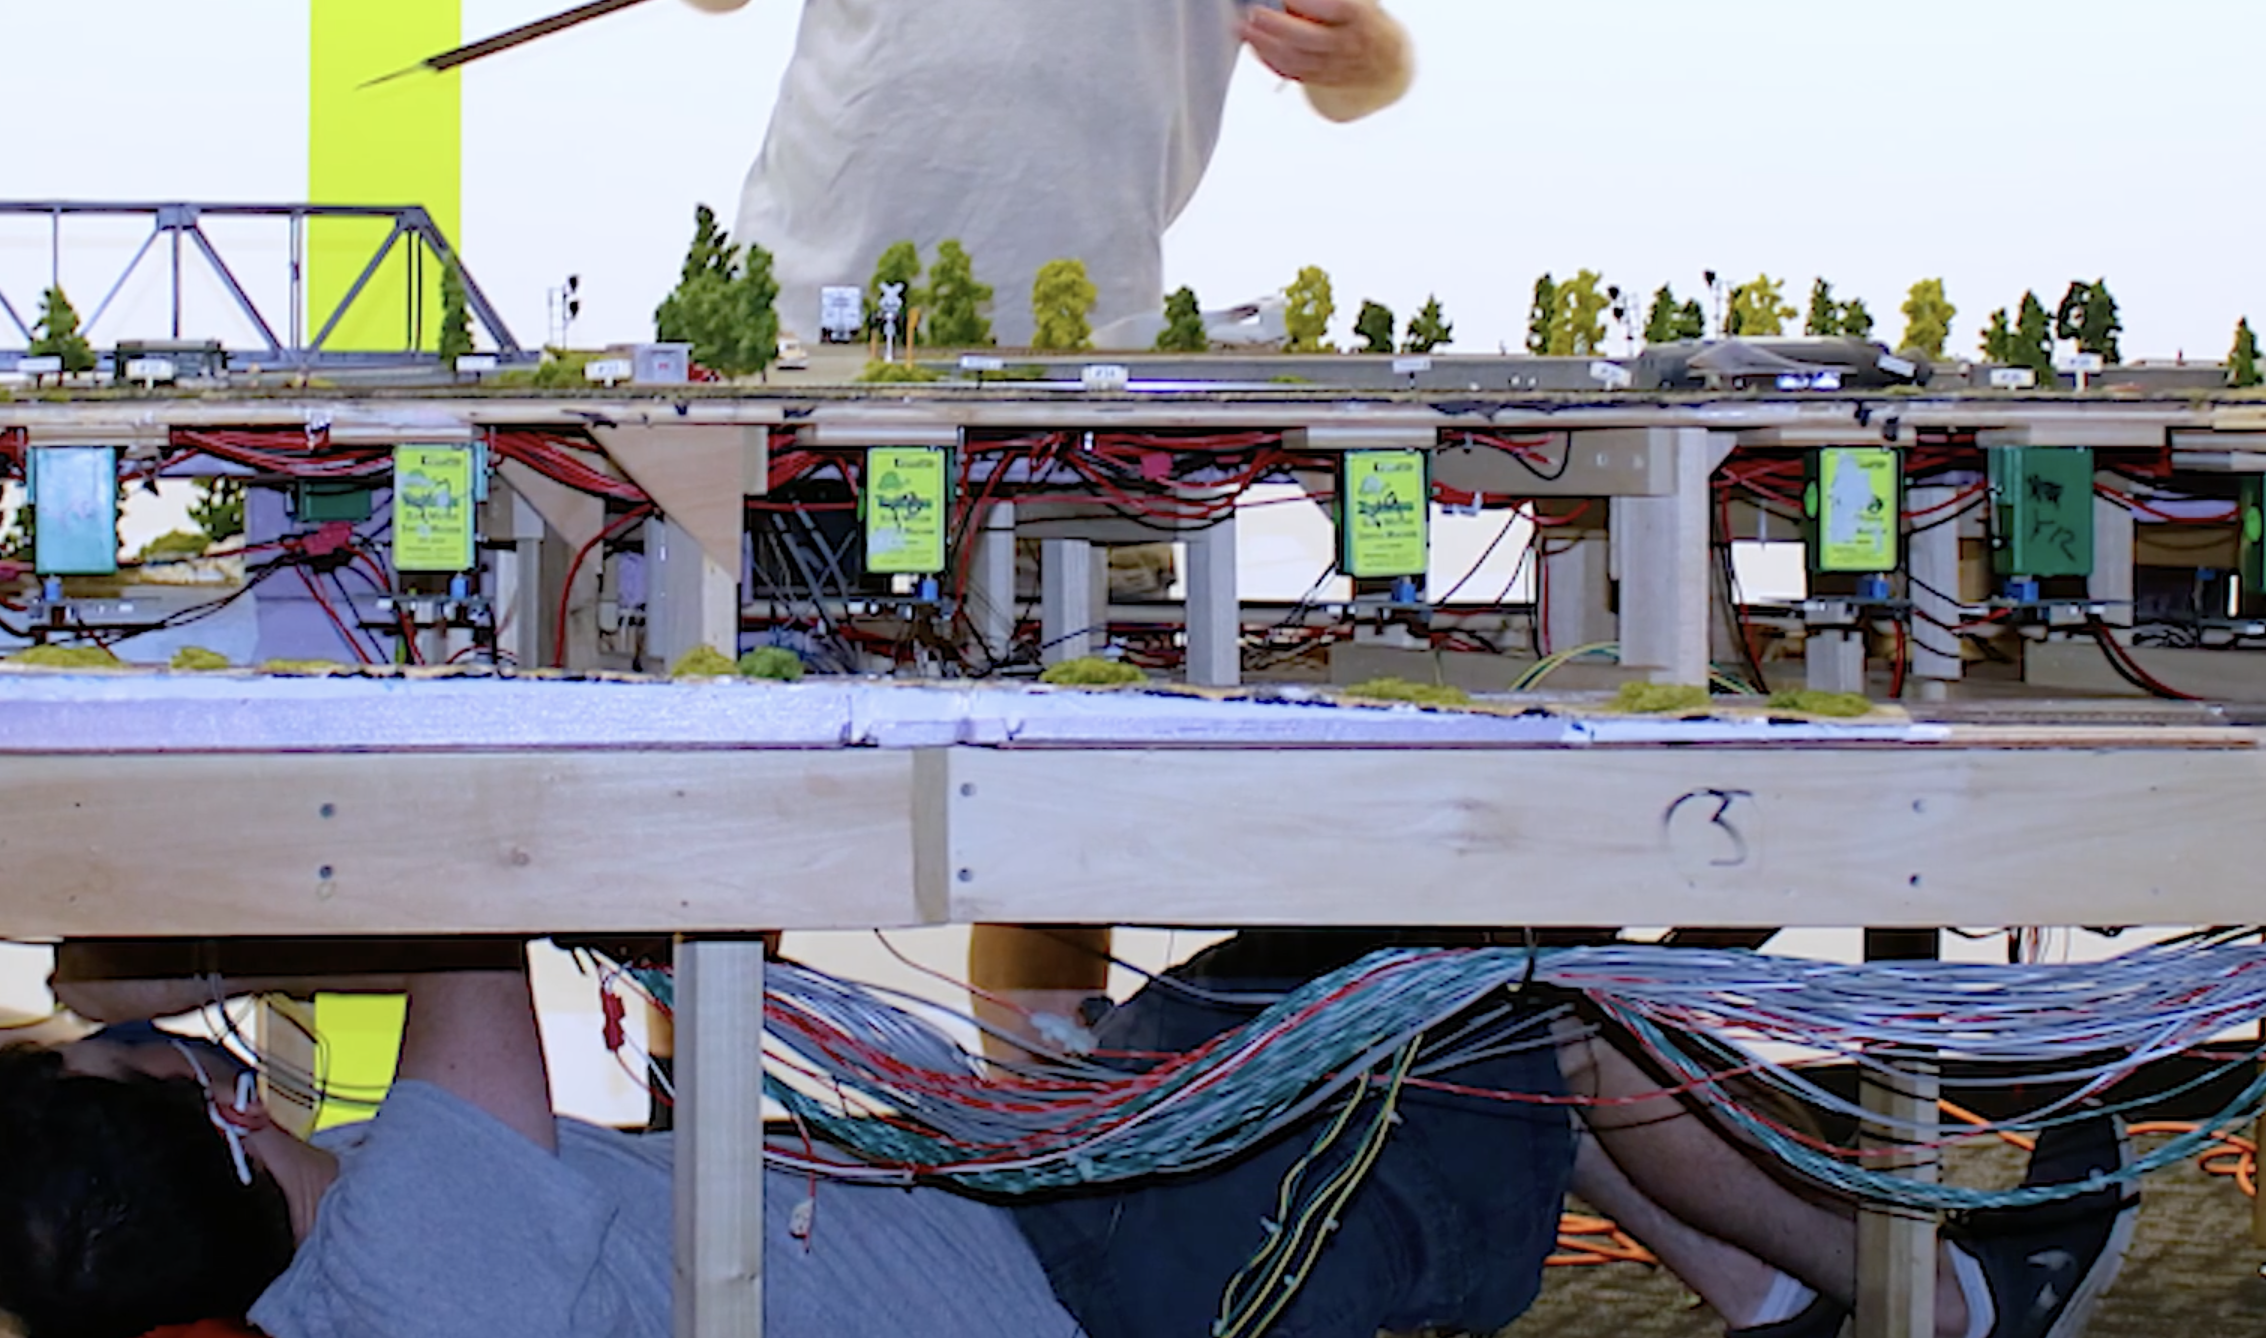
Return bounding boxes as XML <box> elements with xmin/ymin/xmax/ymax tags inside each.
<box><xmin>360</xmin><ymin>0</ymin><xmax>659</xmax><ymax>88</ymax></box>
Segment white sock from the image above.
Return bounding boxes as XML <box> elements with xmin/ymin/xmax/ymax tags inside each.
<box><xmin>1742</xmin><ymin>1271</ymin><xmax>1818</xmax><ymax>1328</ymax></box>
<box><xmin>1947</xmin><ymin>1243</ymin><xmax>1995</xmax><ymax>1338</ymax></box>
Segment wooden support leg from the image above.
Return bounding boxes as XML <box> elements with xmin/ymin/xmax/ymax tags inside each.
<box><xmin>1541</xmin><ymin>524</ymin><xmax>1614</xmax><ymax>655</ymax></box>
<box><xmin>673</xmin><ymin>936</ymin><xmax>766</xmax><ymax>1338</ymax></box>
<box><xmin>1857</xmin><ymin>928</ymin><xmax>1939</xmax><ymax>1338</ymax></box>
<box><xmin>1907</xmin><ymin>485</ymin><xmax>1964</xmax><ymax>698</ymax></box>
<box><xmin>647</xmin><ymin>517</ymin><xmax>740</xmax><ymax>670</ymax></box>
<box><xmin>968</xmin><ymin>501</ymin><xmax>1017</xmax><ymax>668</ymax></box>
<box><xmin>1806</xmin><ymin>628</ymin><xmax>1867</xmax><ymax>695</ymax></box>
<box><xmin>1186</xmin><ymin>514</ymin><xmax>1240</xmax><ymax>688</ymax></box>
<box><xmin>1619</xmin><ymin>428</ymin><xmax>1730</xmax><ymax>686</ymax></box>
<box><xmin>1041</xmin><ymin>538</ymin><xmax>1095</xmax><ymax>665</ymax></box>
<box><xmin>2092</xmin><ymin>481</ymin><xmax>2135</xmax><ymax>630</ymax></box>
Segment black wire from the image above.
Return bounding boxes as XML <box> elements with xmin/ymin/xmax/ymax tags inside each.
<box><xmin>1508</xmin><ymin>440</ymin><xmax>1573</xmax><ymax>483</ymax></box>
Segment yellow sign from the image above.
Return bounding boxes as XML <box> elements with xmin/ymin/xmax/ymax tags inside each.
<box><xmin>1814</xmin><ymin>448</ymin><xmax>1899</xmax><ymax>573</ymax></box>
<box><xmin>392</xmin><ymin>445</ymin><xmax>476</xmax><ymax>572</ymax></box>
<box><xmin>1341</xmin><ymin>450</ymin><xmax>1429</xmax><ymax>578</ymax></box>
<box><xmin>866</xmin><ymin>447</ymin><xmax>950</xmax><ymax>575</ymax></box>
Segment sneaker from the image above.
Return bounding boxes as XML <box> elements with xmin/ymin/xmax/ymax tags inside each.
<box><xmin>1943</xmin><ymin>1116</ymin><xmax>2139</xmax><ymax>1338</ymax></box>
<box><xmin>1727</xmin><ymin>1289</ymin><xmax>1848</xmax><ymax>1338</ymax></box>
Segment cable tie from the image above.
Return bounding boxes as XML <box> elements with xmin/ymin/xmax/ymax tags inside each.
<box><xmin>1259</xmin><ymin>1217</ymin><xmax>1280</xmax><ymax>1235</ymax></box>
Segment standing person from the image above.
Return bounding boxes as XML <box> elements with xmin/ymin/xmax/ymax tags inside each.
<box><xmin>711</xmin><ymin>0</ymin><xmax>1414</xmax><ymax>345</ymax></box>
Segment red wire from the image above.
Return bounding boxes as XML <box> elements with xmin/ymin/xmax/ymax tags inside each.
<box><xmin>293</xmin><ymin>564</ymin><xmax>373</xmax><ymax>665</ymax></box>
<box><xmin>552</xmin><ymin>506</ymin><xmax>655</xmax><ymax>668</ymax></box>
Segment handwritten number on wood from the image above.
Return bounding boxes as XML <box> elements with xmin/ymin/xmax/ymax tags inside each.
<box><xmin>1663</xmin><ymin>788</ymin><xmax>1756</xmax><ymax>869</ymax></box>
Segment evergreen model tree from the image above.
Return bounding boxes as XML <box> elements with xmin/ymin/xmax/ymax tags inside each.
<box><xmin>1840</xmin><ymin>299</ymin><xmax>1876</xmax><ymax>341</ymax></box>
<box><xmin>1155</xmin><ymin>286</ymin><xmax>1208</xmax><ymax>353</ymax></box>
<box><xmin>1899</xmin><ymin>279</ymin><xmax>1956</xmax><ymax>359</ymax></box>
<box><xmin>2012</xmin><ymin>291</ymin><xmax>2055</xmax><ymax>383</ymax></box>
<box><xmin>189</xmin><ymin>478</ymin><xmax>245</xmax><ymax>544</ymax></box>
<box><xmin>924</xmin><ymin>240</ymin><xmax>995</xmax><ymax>348</ymax></box>
<box><xmin>653</xmin><ymin>205</ymin><xmax>780</xmax><ymax>377</ymax></box>
<box><xmin>29</xmin><ymin>286</ymin><xmax>95</xmax><ymax>373</ymax></box>
<box><xmin>866</xmin><ymin>240</ymin><xmax>925</xmax><ymax>344</ymax></box>
<box><xmin>1548</xmin><ymin>270</ymin><xmax>1609</xmax><ymax>356</ymax></box>
<box><xmin>1284</xmin><ymin>266</ymin><xmax>1336</xmax><ymax>352</ymax></box>
<box><xmin>1805</xmin><ymin>279</ymin><xmax>1842</xmax><ymax>337</ymax></box>
<box><xmin>1980</xmin><ymin>309</ymin><xmax>2014</xmax><ymax>363</ymax></box>
<box><xmin>2230</xmin><ymin>318</ymin><xmax>2261</xmax><ymax>389</ymax></box>
<box><xmin>1726</xmin><ymin>275</ymin><xmax>1795</xmax><ymax>338</ymax></box>
<box><xmin>2055</xmin><ymin>279</ymin><xmax>2123</xmax><ymax>364</ymax></box>
<box><xmin>1643</xmin><ymin>286</ymin><xmax>1684</xmax><ymax>344</ymax></box>
<box><xmin>1354</xmin><ymin>300</ymin><xmax>1396</xmax><ymax>354</ymax></box>
<box><xmin>437</xmin><ymin>260</ymin><xmax>475</xmax><ymax>365</ymax></box>
<box><xmin>1527</xmin><ymin>274</ymin><xmax>1558</xmax><ymax>355</ymax></box>
<box><xmin>1031</xmin><ymin>259</ymin><xmax>1098</xmax><ymax>351</ymax></box>
<box><xmin>1403</xmin><ymin>296</ymin><xmax>1453</xmax><ymax>354</ymax></box>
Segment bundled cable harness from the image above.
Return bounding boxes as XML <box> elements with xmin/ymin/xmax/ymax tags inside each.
<box><xmin>621</xmin><ymin>938</ymin><xmax>2266</xmax><ymax>1212</ymax></box>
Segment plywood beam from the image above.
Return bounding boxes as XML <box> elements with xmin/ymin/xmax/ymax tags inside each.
<box><xmin>594</xmin><ymin>425</ymin><xmax>769</xmax><ymax>571</ymax></box>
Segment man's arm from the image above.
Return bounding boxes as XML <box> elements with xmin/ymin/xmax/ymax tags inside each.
<box><xmin>1242</xmin><ymin>0</ymin><xmax>1414</xmax><ymax>124</ymax></box>
<box><xmin>397</xmin><ymin>958</ymin><xmax>560</xmax><ymax>1154</ymax></box>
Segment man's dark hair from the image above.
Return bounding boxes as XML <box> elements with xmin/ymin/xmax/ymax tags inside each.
<box><xmin>0</xmin><ymin>1046</ymin><xmax>296</xmax><ymax>1338</ymax></box>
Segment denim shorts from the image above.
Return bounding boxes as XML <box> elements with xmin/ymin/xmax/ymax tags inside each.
<box><xmin>1012</xmin><ymin>933</ymin><xmax>1574</xmax><ymax>1338</ymax></box>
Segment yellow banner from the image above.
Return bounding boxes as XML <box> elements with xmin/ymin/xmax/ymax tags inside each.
<box><xmin>308</xmin><ymin>0</ymin><xmax>462</xmax><ymax>352</ymax></box>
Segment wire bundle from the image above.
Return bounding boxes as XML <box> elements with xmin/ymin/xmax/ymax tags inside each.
<box><xmin>721</xmin><ymin>940</ymin><xmax>2266</xmax><ymax>1212</ymax></box>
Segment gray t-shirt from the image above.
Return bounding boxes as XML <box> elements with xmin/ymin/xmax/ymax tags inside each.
<box><xmin>248</xmin><ymin>1081</ymin><xmax>1080</xmax><ymax>1338</ymax></box>
<box><xmin>735</xmin><ymin>0</ymin><xmax>1245</xmax><ymax>346</ymax></box>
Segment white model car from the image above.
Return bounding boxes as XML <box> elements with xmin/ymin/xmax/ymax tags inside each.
<box><xmin>775</xmin><ymin>333</ymin><xmax>810</xmax><ymax>371</ymax></box>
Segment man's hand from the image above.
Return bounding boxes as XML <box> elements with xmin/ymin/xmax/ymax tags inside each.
<box><xmin>1240</xmin><ymin>0</ymin><xmax>1413</xmax><ymax>122</ymax></box>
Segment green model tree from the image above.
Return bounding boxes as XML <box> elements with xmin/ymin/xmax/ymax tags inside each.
<box><xmin>866</xmin><ymin>240</ymin><xmax>926</xmax><ymax>344</ymax></box>
<box><xmin>2055</xmin><ymin>279</ymin><xmax>2123</xmax><ymax>364</ymax></box>
<box><xmin>1899</xmin><ymin>279</ymin><xmax>1956</xmax><ymax>359</ymax></box>
<box><xmin>1353</xmin><ymin>300</ymin><xmax>1396</xmax><ymax>354</ymax></box>
<box><xmin>1155</xmin><ymin>286</ymin><xmax>1208</xmax><ymax>353</ymax></box>
<box><xmin>29</xmin><ymin>286</ymin><xmax>95</xmax><ymax>373</ymax></box>
<box><xmin>1548</xmin><ymin>269</ymin><xmax>1610</xmax><ymax>355</ymax></box>
<box><xmin>1527</xmin><ymin>274</ymin><xmax>1558</xmax><ymax>354</ymax></box>
<box><xmin>1840</xmin><ymin>298</ymin><xmax>1875</xmax><ymax>341</ymax></box>
<box><xmin>2012</xmin><ymin>291</ymin><xmax>2055</xmax><ymax>383</ymax></box>
<box><xmin>1031</xmin><ymin>259</ymin><xmax>1098</xmax><ymax>351</ymax></box>
<box><xmin>188</xmin><ymin>478</ymin><xmax>245</xmax><ymax>544</ymax></box>
<box><xmin>437</xmin><ymin>260</ymin><xmax>475</xmax><ymax>364</ymax></box>
<box><xmin>924</xmin><ymin>239</ymin><xmax>994</xmax><ymax>348</ymax></box>
<box><xmin>1641</xmin><ymin>285</ymin><xmax>1706</xmax><ymax>344</ymax></box>
<box><xmin>1284</xmin><ymin>266</ymin><xmax>1336</xmax><ymax>352</ymax></box>
<box><xmin>2231</xmin><ymin>318</ymin><xmax>2262</xmax><ymax>389</ymax></box>
<box><xmin>1726</xmin><ymin>275</ymin><xmax>1795</xmax><ymax>338</ymax></box>
<box><xmin>1804</xmin><ymin>279</ymin><xmax>1842</xmax><ymax>336</ymax></box>
<box><xmin>1402</xmin><ymin>296</ymin><xmax>1453</xmax><ymax>353</ymax></box>
<box><xmin>1980</xmin><ymin>308</ymin><xmax>2015</xmax><ymax>363</ymax></box>
<box><xmin>653</xmin><ymin>205</ymin><xmax>779</xmax><ymax>377</ymax></box>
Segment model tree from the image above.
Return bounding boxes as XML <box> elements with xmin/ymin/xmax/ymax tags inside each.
<box><xmin>2012</xmin><ymin>291</ymin><xmax>2055</xmax><ymax>383</ymax></box>
<box><xmin>1031</xmin><ymin>259</ymin><xmax>1098</xmax><ymax>351</ymax></box>
<box><xmin>437</xmin><ymin>260</ymin><xmax>475</xmax><ymax>364</ymax></box>
<box><xmin>189</xmin><ymin>478</ymin><xmax>246</xmax><ymax>544</ymax></box>
<box><xmin>1403</xmin><ymin>296</ymin><xmax>1453</xmax><ymax>353</ymax></box>
<box><xmin>1840</xmin><ymin>299</ymin><xmax>1875</xmax><ymax>341</ymax></box>
<box><xmin>1354</xmin><ymin>300</ymin><xmax>1396</xmax><ymax>354</ymax></box>
<box><xmin>1899</xmin><ymin>279</ymin><xmax>1956</xmax><ymax>359</ymax></box>
<box><xmin>29</xmin><ymin>286</ymin><xmax>95</xmax><ymax>373</ymax></box>
<box><xmin>2055</xmin><ymin>279</ymin><xmax>2122</xmax><ymax>364</ymax></box>
<box><xmin>1527</xmin><ymin>274</ymin><xmax>1558</xmax><ymax>354</ymax></box>
<box><xmin>923</xmin><ymin>240</ymin><xmax>994</xmax><ymax>348</ymax></box>
<box><xmin>1980</xmin><ymin>308</ymin><xmax>2014</xmax><ymax>363</ymax></box>
<box><xmin>1726</xmin><ymin>275</ymin><xmax>1795</xmax><ymax>338</ymax></box>
<box><xmin>866</xmin><ymin>240</ymin><xmax>925</xmax><ymax>344</ymax></box>
<box><xmin>2231</xmin><ymin>318</ymin><xmax>2261</xmax><ymax>389</ymax></box>
<box><xmin>654</xmin><ymin>205</ymin><xmax>780</xmax><ymax>377</ymax></box>
<box><xmin>1546</xmin><ymin>270</ymin><xmax>1609</xmax><ymax>355</ymax></box>
<box><xmin>1284</xmin><ymin>266</ymin><xmax>1336</xmax><ymax>352</ymax></box>
<box><xmin>1804</xmin><ymin>279</ymin><xmax>1842</xmax><ymax>336</ymax></box>
<box><xmin>1155</xmin><ymin>286</ymin><xmax>1208</xmax><ymax>353</ymax></box>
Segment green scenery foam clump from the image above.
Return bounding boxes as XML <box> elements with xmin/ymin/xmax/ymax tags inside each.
<box><xmin>1040</xmin><ymin>657</ymin><xmax>1146</xmax><ymax>687</ymax></box>
<box><xmin>1343</xmin><ymin>677</ymin><xmax>1472</xmax><ymax>708</ymax></box>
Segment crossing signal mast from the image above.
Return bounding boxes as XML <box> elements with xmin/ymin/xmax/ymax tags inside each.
<box><xmin>549</xmin><ymin>274</ymin><xmax>582</xmax><ymax>347</ymax></box>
